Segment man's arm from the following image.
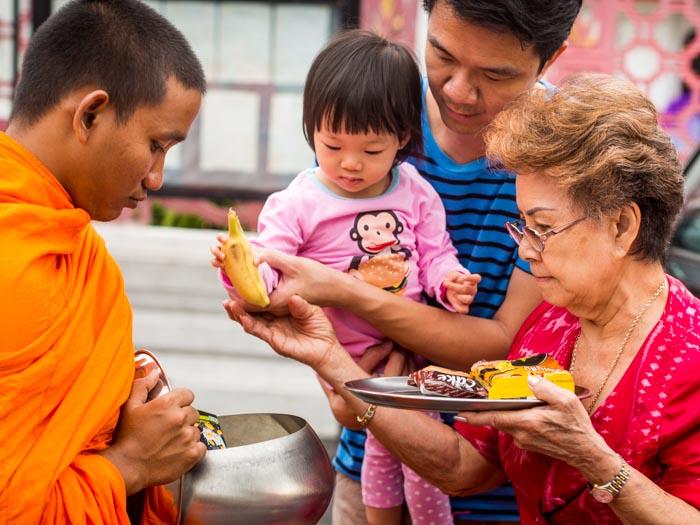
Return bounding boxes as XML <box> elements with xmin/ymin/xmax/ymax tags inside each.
<box><xmin>335</xmin><ymin>267</ymin><xmax>541</xmax><ymax>367</ymax></box>
<box><xmin>262</xmin><ymin>248</ymin><xmax>542</xmax><ymax>369</ymax></box>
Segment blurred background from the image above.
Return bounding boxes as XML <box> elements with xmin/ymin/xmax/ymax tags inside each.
<box><xmin>1</xmin><ymin>0</ymin><xmax>699</xmax><ymax>475</ymax></box>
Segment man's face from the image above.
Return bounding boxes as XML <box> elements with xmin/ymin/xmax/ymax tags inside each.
<box><xmin>77</xmin><ymin>77</ymin><xmax>201</xmax><ymax>221</ymax></box>
<box><xmin>425</xmin><ymin>0</ymin><xmax>546</xmax><ymax>136</ymax></box>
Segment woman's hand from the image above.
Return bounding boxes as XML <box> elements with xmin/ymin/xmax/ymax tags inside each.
<box><xmin>458</xmin><ymin>376</ymin><xmax>616</xmax><ymax>478</ymax></box>
<box><xmin>223</xmin><ymin>295</ymin><xmax>339</xmax><ymax>372</ymax></box>
<box><xmin>317</xmin><ymin>342</ymin><xmax>403</xmax><ymax>429</ymax></box>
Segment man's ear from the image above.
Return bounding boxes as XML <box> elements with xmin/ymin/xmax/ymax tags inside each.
<box><xmin>72</xmin><ymin>90</ymin><xmax>110</xmax><ymax>144</ymax></box>
<box><xmin>538</xmin><ymin>41</ymin><xmax>569</xmax><ymax>80</ymax></box>
<box><xmin>613</xmin><ymin>202</ymin><xmax>642</xmax><ymax>257</ymax></box>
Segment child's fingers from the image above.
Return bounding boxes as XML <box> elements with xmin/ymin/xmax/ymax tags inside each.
<box><xmin>209</xmin><ymin>245</ymin><xmax>225</xmax><ymax>261</ymax></box>
<box><xmin>466</xmin><ymin>273</ymin><xmax>482</xmax><ymax>284</ymax></box>
<box><xmin>216</xmin><ymin>233</ymin><xmax>227</xmax><ymax>243</ymax></box>
<box><xmin>443</xmin><ymin>280</ymin><xmax>468</xmax><ymax>292</ymax></box>
<box><xmin>455</xmin><ymin>293</ymin><xmax>475</xmax><ymax>304</ymax></box>
<box><xmin>446</xmin><ymin>292</ymin><xmax>469</xmax><ymax>313</ymax></box>
<box><xmin>453</xmin><ymin>304</ymin><xmax>470</xmax><ymax>314</ymax></box>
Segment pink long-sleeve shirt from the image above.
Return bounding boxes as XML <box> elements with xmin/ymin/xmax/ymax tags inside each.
<box><xmin>222</xmin><ymin>163</ymin><xmax>468</xmax><ymax>358</ymax></box>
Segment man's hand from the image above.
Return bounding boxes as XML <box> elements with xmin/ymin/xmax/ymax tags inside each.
<box><xmin>256</xmin><ymin>248</ymin><xmax>344</xmax><ymax>315</ymax></box>
<box><xmin>99</xmin><ymin>370</ymin><xmax>206</xmax><ymax>495</ymax></box>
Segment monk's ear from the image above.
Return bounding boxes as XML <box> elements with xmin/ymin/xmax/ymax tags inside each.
<box><xmin>72</xmin><ymin>90</ymin><xmax>110</xmax><ymax>144</ymax></box>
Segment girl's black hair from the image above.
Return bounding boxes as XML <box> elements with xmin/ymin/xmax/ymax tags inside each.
<box><xmin>303</xmin><ymin>29</ymin><xmax>423</xmax><ymax>163</ymax></box>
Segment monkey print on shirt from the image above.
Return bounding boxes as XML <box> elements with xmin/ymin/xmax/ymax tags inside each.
<box><xmin>348</xmin><ymin>210</ymin><xmax>412</xmax><ymax>295</ymax></box>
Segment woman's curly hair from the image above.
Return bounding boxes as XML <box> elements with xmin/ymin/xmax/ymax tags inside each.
<box><xmin>485</xmin><ymin>73</ymin><xmax>684</xmax><ymax>263</ymax></box>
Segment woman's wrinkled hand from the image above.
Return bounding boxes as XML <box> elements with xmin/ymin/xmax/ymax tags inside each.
<box><xmin>318</xmin><ymin>340</ymin><xmax>397</xmax><ymax>429</ymax></box>
<box><xmin>224</xmin><ymin>295</ymin><xmax>339</xmax><ymax>372</ymax></box>
<box><xmin>457</xmin><ymin>376</ymin><xmax>612</xmax><ymax>471</ymax></box>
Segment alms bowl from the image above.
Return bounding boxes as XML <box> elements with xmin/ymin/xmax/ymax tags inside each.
<box><xmin>176</xmin><ymin>412</ymin><xmax>334</xmax><ymax>524</ymax></box>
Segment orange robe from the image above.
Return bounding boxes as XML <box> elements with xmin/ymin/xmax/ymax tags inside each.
<box><xmin>0</xmin><ymin>132</ymin><xmax>135</xmax><ymax>523</ymax></box>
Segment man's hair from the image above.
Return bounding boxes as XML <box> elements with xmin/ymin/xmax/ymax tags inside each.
<box><xmin>423</xmin><ymin>0</ymin><xmax>582</xmax><ymax>69</ymax></box>
<box><xmin>11</xmin><ymin>0</ymin><xmax>206</xmax><ymax>125</ymax></box>
<box><xmin>303</xmin><ymin>29</ymin><xmax>422</xmax><ymax>163</ymax></box>
<box><xmin>485</xmin><ymin>73</ymin><xmax>684</xmax><ymax>263</ymax></box>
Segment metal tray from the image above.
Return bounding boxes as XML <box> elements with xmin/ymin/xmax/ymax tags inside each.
<box><xmin>345</xmin><ymin>376</ymin><xmax>590</xmax><ymax>413</ymax></box>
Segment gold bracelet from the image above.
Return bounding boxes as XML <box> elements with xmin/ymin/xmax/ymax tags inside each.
<box><xmin>356</xmin><ymin>404</ymin><xmax>377</xmax><ymax>428</ymax></box>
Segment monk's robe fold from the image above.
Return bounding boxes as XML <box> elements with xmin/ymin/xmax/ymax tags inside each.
<box><xmin>0</xmin><ymin>132</ymin><xmax>134</xmax><ymax>524</ymax></box>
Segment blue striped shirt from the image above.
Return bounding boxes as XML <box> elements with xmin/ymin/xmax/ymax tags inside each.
<box><xmin>333</xmin><ymin>81</ymin><xmax>537</xmax><ymax>521</ymax></box>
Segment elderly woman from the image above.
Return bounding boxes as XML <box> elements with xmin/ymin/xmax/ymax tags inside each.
<box><xmin>226</xmin><ymin>74</ymin><xmax>700</xmax><ymax>524</ymax></box>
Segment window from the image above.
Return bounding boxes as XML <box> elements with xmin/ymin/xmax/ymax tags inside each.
<box><xmin>56</xmin><ymin>0</ymin><xmax>358</xmax><ymax>197</ymax></box>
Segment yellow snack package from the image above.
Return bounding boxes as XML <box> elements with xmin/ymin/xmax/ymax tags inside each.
<box><xmin>470</xmin><ymin>353</ymin><xmax>575</xmax><ymax>399</ymax></box>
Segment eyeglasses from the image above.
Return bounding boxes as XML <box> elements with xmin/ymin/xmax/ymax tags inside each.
<box><xmin>505</xmin><ymin>217</ymin><xmax>586</xmax><ymax>253</ymax></box>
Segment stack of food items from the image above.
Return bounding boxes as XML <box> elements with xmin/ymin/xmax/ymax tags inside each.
<box><xmin>408</xmin><ymin>353</ymin><xmax>575</xmax><ymax>399</ymax></box>
<box><xmin>408</xmin><ymin>366</ymin><xmax>486</xmax><ymax>398</ymax></box>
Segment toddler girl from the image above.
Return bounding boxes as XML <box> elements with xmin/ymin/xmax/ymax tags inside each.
<box><xmin>212</xmin><ymin>29</ymin><xmax>477</xmax><ymax>525</ymax></box>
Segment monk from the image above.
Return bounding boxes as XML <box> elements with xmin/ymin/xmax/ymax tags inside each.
<box><xmin>0</xmin><ymin>1</ymin><xmax>206</xmax><ymax>522</ymax></box>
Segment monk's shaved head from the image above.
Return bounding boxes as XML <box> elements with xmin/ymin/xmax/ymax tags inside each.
<box><xmin>10</xmin><ymin>0</ymin><xmax>206</xmax><ymax>126</ymax></box>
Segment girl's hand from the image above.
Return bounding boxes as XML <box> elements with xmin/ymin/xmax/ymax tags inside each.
<box><xmin>209</xmin><ymin>233</ymin><xmax>227</xmax><ymax>269</ymax></box>
<box><xmin>457</xmin><ymin>376</ymin><xmax>616</xmax><ymax>477</ymax></box>
<box><xmin>443</xmin><ymin>271</ymin><xmax>480</xmax><ymax>314</ymax></box>
<box><xmin>223</xmin><ymin>295</ymin><xmax>340</xmax><ymax>372</ymax></box>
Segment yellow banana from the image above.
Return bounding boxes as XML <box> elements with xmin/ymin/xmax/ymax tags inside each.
<box><xmin>222</xmin><ymin>208</ymin><xmax>270</xmax><ymax>308</ymax></box>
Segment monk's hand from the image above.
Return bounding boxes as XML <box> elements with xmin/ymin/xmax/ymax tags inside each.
<box><xmin>456</xmin><ymin>376</ymin><xmax>612</xmax><ymax>473</ymax></box>
<box><xmin>256</xmin><ymin>248</ymin><xmax>344</xmax><ymax>315</ymax></box>
<box><xmin>101</xmin><ymin>369</ymin><xmax>206</xmax><ymax>495</ymax></box>
<box><xmin>224</xmin><ymin>295</ymin><xmax>340</xmax><ymax>373</ymax></box>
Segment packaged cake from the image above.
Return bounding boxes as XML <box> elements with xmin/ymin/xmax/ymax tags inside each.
<box><xmin>408</xmin><ymin>366</ymin><xmax>486</xmax><ymax>398</ymax></box>
<box><xmin>406</xmin><ymin>354</ymin><xmax>574</xmax><ymax>400</ymax></box>
<box><xmin>471</xmin><ymin>353</ymin><xmax>574</xmax><ymax>399</ymax></box>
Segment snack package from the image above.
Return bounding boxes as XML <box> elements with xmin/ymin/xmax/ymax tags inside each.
<box><xmin>408</xmin><ymin>366</ymin><xmax>486</xmax><ymax>398</ymax></box>
<box><xmin>471</xmin><ymin>353</ymin><xmax>575</xmax><ymax>399</ymax></box>
<box><xmin>197</xmin><ymin>410</ymin><xmax>227</xmax><ymax>450</ymax></box>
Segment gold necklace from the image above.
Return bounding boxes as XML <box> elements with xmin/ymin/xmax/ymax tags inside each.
<box><xmin>570</xmin><ymin>279</ymin><xmax>666</xmax><ymax>415</ymax></box>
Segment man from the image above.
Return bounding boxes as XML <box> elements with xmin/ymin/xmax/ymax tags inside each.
<box><xmin>0</xmin><ymin>1</ymin><xmax>206</xmax><ymax>522</ymax></box>
<box><xmin>249</xmin><ymin>1</ymin><xmax>582</xmax><ymax>523</ymax></box>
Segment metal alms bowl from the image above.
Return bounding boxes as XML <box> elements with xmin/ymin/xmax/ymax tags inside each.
<box><xmin>177</xmin><ymin>413</ymin><xmax>334</xmax><ymax>524</ymax></box>
<box><xmin>132</xmin><ymin>350</ymin><xmax>334</xmax><ymax>524</ymax></box>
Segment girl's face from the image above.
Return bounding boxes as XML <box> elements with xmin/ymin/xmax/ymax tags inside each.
<box><xmin>314</xmin><ymin>122</ymin><xmax>407</xmax><ymax>198</ymax></box>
